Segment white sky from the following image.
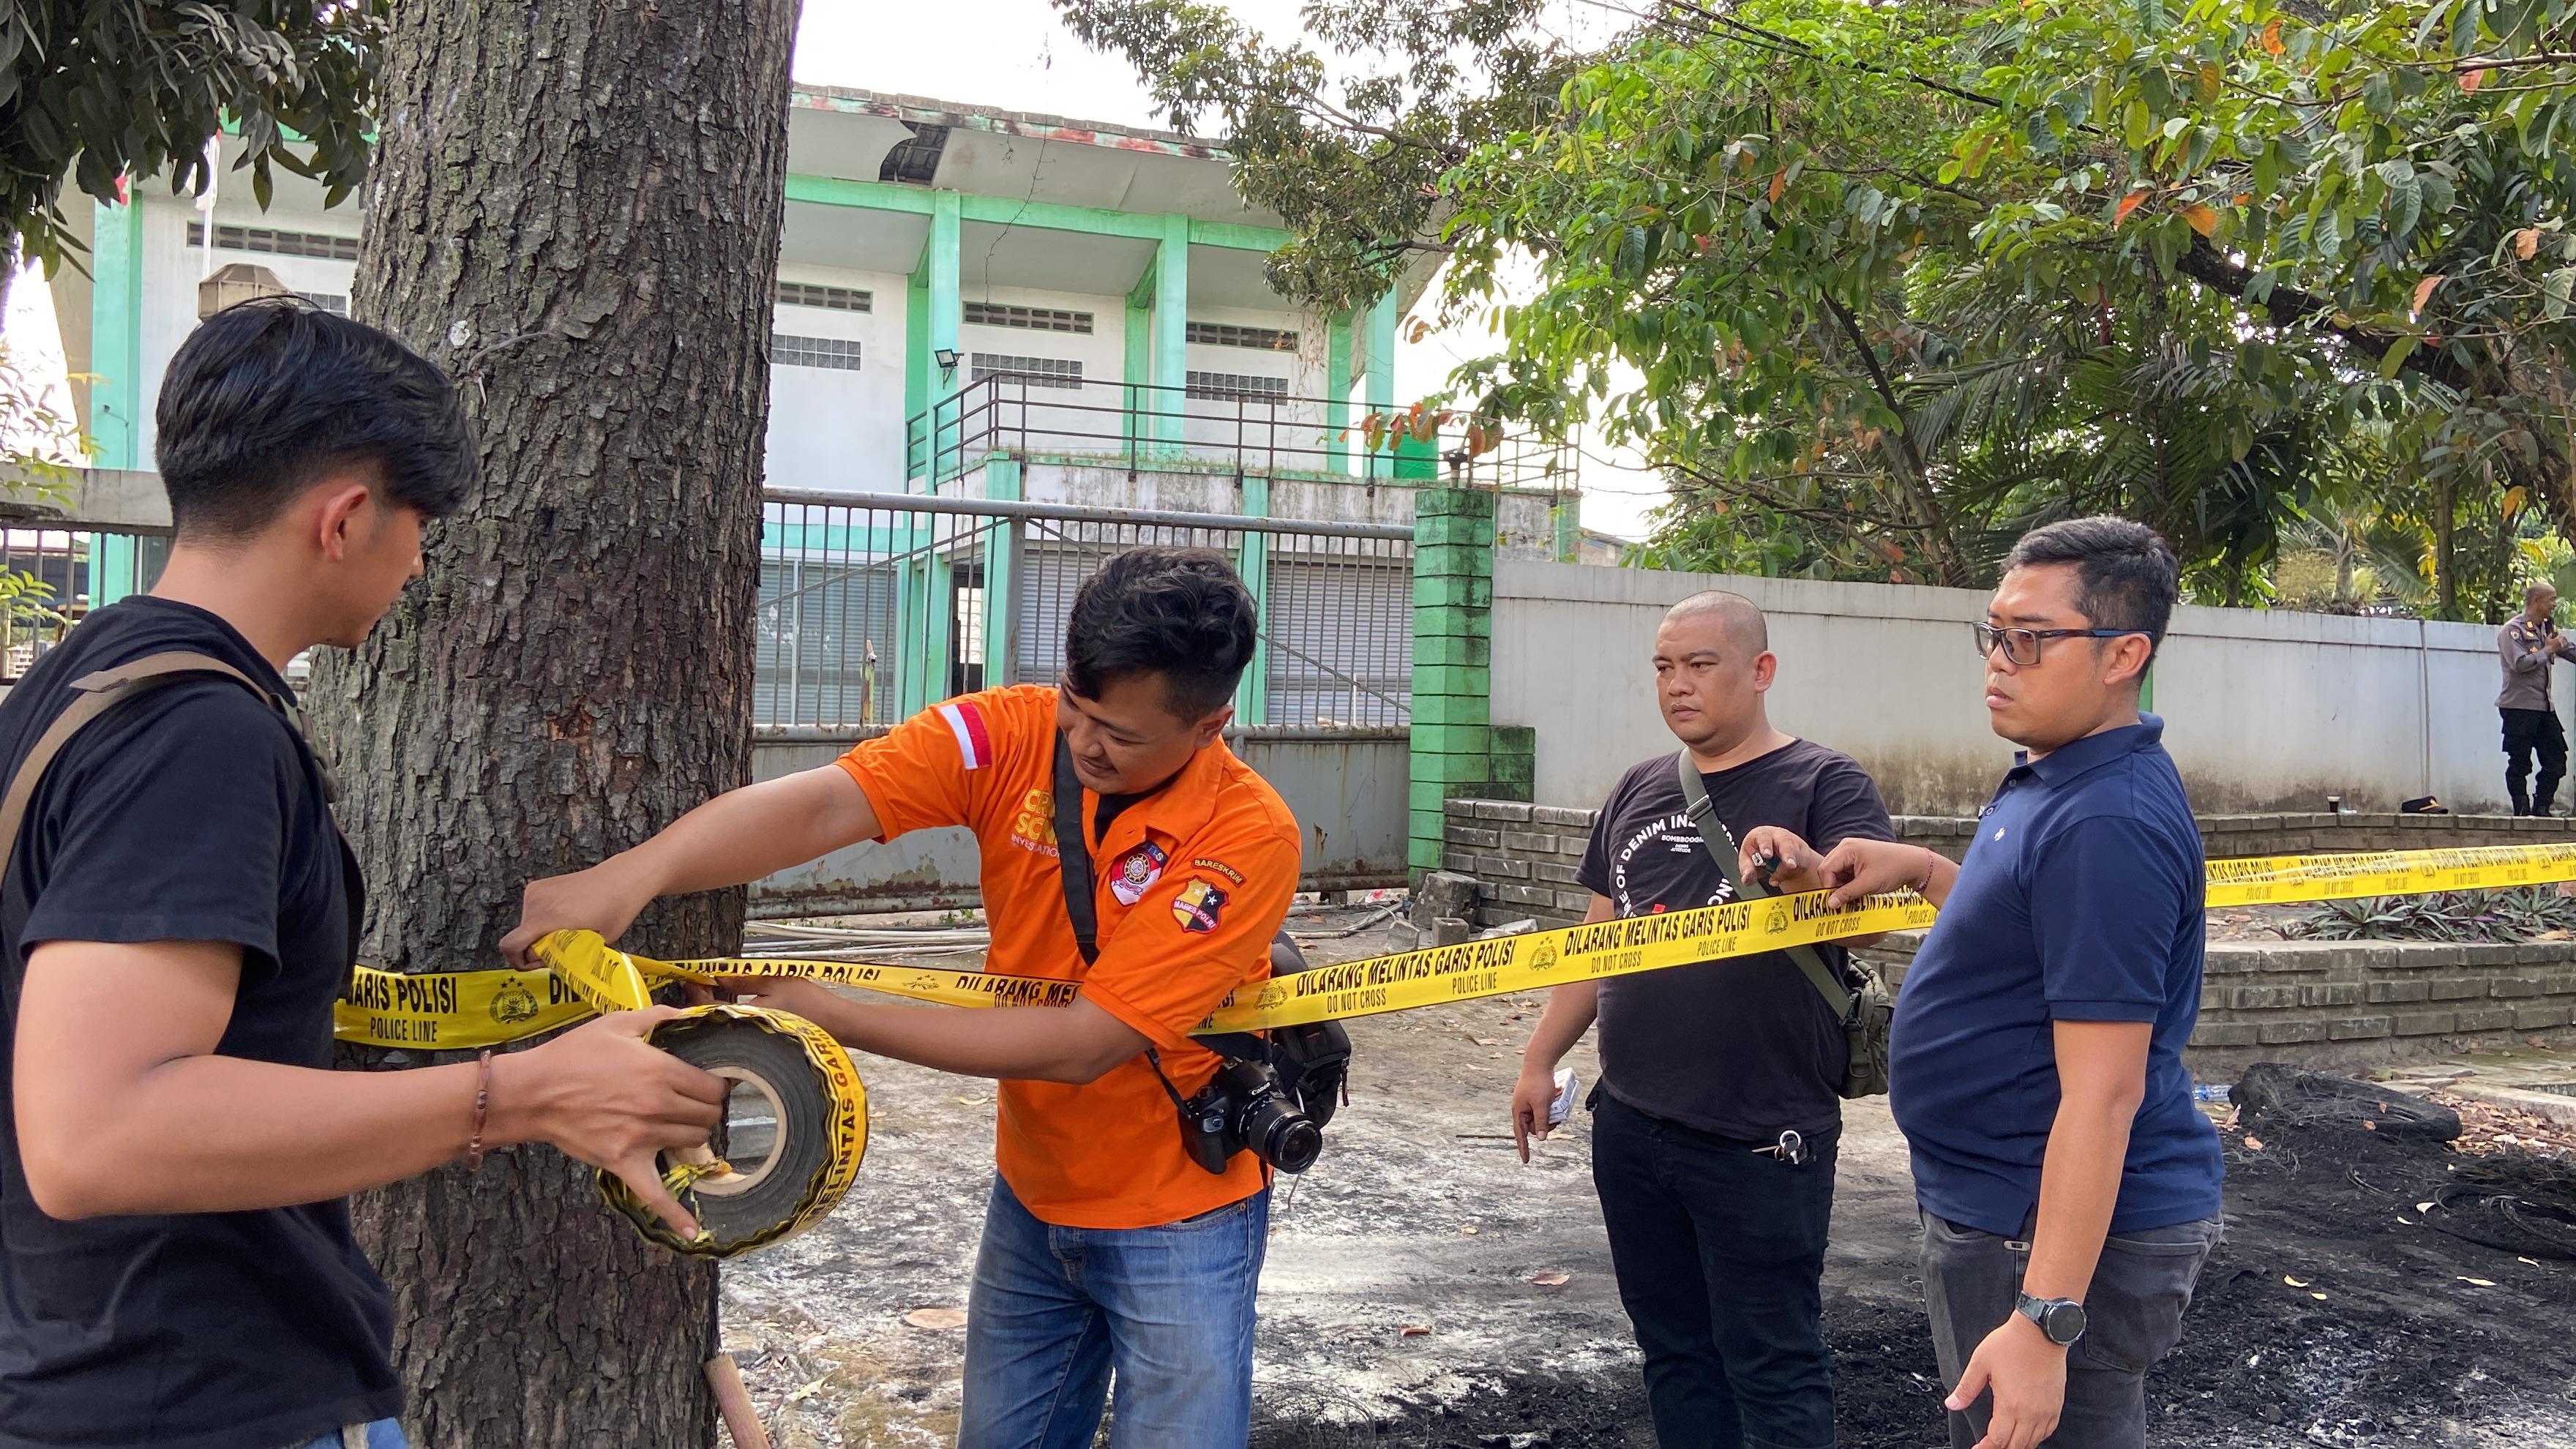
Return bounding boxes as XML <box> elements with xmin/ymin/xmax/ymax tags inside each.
<box><xmin>793</xmin><ymin>0</ymin><xmax>1669</xmax><ymax>539</ymax></box>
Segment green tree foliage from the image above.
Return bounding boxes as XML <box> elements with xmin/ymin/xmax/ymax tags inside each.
<box><xmin>1054</xmin><ymin>0</ymin><xmax>1576</xmax><ymax>312</ymax></box>
<box><xmin>1066</xmin><ymin>0</ymin><xmax>2576</xmax><ymax>615</ymax></box>
<box><xmin>1</xmin><ymin>1</ymin><xmax>384</xmax><ymax>274</ymax></box>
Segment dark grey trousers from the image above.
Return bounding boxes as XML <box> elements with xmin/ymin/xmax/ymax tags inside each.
<box><xmin>1918</xmin><ymin>1210</ymin><xmax>2221</xmax><ymax>1448</ymax></box>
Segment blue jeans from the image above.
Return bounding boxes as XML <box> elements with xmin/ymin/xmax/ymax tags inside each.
<box><xmin>291</xmin><ymin>1422</ymin><xmax>407</xmax><ymax>1449</ymax></box>
<box><xmin>958</xmin><ymin>1176</ymin><xmax>1268</xmax><ymax>1449</ymax></box>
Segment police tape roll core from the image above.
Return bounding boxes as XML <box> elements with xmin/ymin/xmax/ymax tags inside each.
<box><xmin>596</xmin><ymin>1004</ymin><xmax>869</xmax><ymax>1259</ymax></box>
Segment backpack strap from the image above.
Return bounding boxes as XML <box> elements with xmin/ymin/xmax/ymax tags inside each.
<box><xmin>0</xmin><ymin>651</ymin><xmax>300</xmax><ymax>883</ymax></box>
<box><xmin>1674</xmin><ymin>750</ymin><xmax>1853</xmax><ymax>1021</ymax></box>
<box><xmin>1052</xmin><ymin>731</ymin><xmax>1101</xmax><ymax>967</ymax></box>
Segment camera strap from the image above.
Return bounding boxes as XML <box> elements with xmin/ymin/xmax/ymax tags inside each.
<box><xmin>1674</xmin><ymin>752</ymin><xmax>1853</xmax><ymax>1021</ymax></box>
<box><xmin>1052</xmin><ymin>730</ymin><xmax>1192</xmax><ymax>1113</ymax></box>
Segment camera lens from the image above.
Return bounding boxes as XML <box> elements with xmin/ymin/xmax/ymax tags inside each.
<box><xmin>1264</xmin><ymin>1116</ymin><xmax>1322</xmax><ymax>1172</ymax></box>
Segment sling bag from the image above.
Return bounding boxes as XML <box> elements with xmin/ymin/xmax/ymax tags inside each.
<box><xmin>0</xmin><ymin>651</ymin><xmax>334</xmax><ymax>881</ymax></box>
<box><xmin>1674</xmin><ymin>752</ymin><xmax>1891</xmax><ymax>1099</ymax></box>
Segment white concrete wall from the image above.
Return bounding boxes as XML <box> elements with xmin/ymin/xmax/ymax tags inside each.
<box><xmin>764</xmin><ymin>265</ymin><xmax>908</xmax><ymax>494</ymax></box>
<box><xmin>954</xmin><ymin>284</ymin><xmax>1128</xmax><ymax>461</ymax></box>
<box><xmin>134</xmin><ymin>196</ymin><xmax>363</xmax><ymax>463</ymax></box>
<box><xmin>1493</xmin><ymin>559</ymin><xmax>2553</xmax><ymax>817</ymax></box>
<box><xmin>1180</xmin><ymin>302</ymin><xmax>1324</xmax><ymax>460</ymax></box>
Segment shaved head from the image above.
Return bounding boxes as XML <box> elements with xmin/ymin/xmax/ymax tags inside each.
<box><xmin>1665</xmin><ymin>591</ymin><xmax>1768</xmax><ymax>656</ymax></box>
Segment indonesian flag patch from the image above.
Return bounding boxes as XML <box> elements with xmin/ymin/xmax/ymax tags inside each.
<box><xmin>937</xmin><ymin>700</ymin><xmax>992</xmax><ymax>771</ymax></box>
<box><xmin>1109</xmin><ymin>842</ymin><xmax>1169</xmax><ymax>907</ymax></box>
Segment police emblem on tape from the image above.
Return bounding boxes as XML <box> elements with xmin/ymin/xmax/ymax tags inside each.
<box><xmin>490</xmin><ymin>981</ymin><xmax>541</xmax><ymax>1027</ymax></box>
<box><xmin>1172</xmin><ymin>878</ymin><xmax>1228</xmax><ymax>933</ymax></box>
<box><xmin>1111</xmin><ymin>842</ymin><xmax>1169</xmax><ymax>907</ymax></box>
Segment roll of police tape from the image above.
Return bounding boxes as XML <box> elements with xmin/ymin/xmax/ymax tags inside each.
<box><xmin>595</xmin><ymin>1003</ymin><xmax>870</xmax><ymax>1259</ymax></box>
<box><xmin>333</xmin><ymin>840</ymin><xmax>2576</xmax><ymax>1053</ymax></box>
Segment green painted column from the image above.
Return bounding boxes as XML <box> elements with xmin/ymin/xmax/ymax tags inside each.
<box><xmin>1364</xmin><ymin>290</ymin><xmax>1398</xmax><ymax>480</ymax></box>
<box><xmin>89</xmin><ymin>196</ymin><xmax>146</xmax><ymax>606</ymax></box>
<box><xmin>1551</xmin><ymin>501</ymin><xmax>1580</xmax><ymax>562</ymax></box>
<box><xmin>983</xmin><ymin>454</ymin><xmax>1021</xmax><ymax>688</ymax></box>
<box><xmin>1124</xmin><ymin>277</ymin><xmax>1152</xmax><ymax>463</ymax></box>
<box><xmin>1325</xmin><ymin>313</ymin><xmax>1352</xmax><ymax>476</ymax></box>
<box><xmin>1150</xmin><ymin>212</ymin><xmax>1188</xmax><ymax>452</ymax></box>
<box><xmin>927</xmin><ymin>192</ymin><xmax>963</xmax><ymax>484</ymax></box>
<box><xmin>1409</xmin><ymin>487</ymin><xmax>1499</xmax><ymax>878</ymax></box>
<box><xmin>1235</xmin><ymin>476</ymin><xmax>1271</xmax><ymax>725</ymax></box>
<box><xmin>894</xmin><ymin>195</ymin><xmax>964</xmax><ymax>708</ymax></box>
<box><xmin>904</xmin><ymin>272</ymin><xmax>930</xmax><ymax>487</ymax></box>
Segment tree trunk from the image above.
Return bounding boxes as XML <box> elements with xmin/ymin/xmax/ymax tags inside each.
<box><xmin>305</xmin><ymin>2</ymin><xmax>796</xmax><ymax>1443</ymax></box>
<box><xmin>2433</xmin><ymin>473</ymin><xmax>2457</xmax><ymax>621</ymax></box>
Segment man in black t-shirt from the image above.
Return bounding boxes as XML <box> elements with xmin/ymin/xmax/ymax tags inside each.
<box><xmin>1511</xmin><ymin>591</ymin><xmax>1892</xmax><ymax>1449</ymax></box>
<box><xmin>0</xmin><ymin>300</ymin><xmax>724</xmax><ymax>1449</ymax></box>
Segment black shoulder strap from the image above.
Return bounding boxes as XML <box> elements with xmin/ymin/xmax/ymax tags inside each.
<box><xmin>1674</xmin><ymin>751</ymin><xmax>1852</xmax><ymax>1019</ymax></box>
<box><xmin>1053</xmin><ymin>731</ymin><xmax>1099</xmax><ymax>966</ymax></box>
<box><xmin>1051</xmin><ymin>730</ymin><xmax>1203</xmax><ymax>1096</ymax></box>
<box><xmin>0</xmin><ymin>651</ymin><xmax>311</xmax><ymax>883</ymax></box>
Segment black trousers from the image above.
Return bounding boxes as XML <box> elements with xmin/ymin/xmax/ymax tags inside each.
<box><xmin>1590</xmin><ymin>1090</ymin><xmax>1839</xmax><ymax>1449</ymax></box>
<box><xmin>2503</xmin><ymin>707</ymin><xmax>2567</xmax><ymax>815</ymax></box>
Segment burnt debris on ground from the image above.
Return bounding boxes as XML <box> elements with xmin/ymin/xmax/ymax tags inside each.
<box><xmin>716</xmin><ymin>913</ymin><xmax>2576</xmax><ymax>1448</ymax></box>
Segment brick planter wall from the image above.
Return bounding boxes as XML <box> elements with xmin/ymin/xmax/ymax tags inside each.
<box><xmin>1441</xmin><ymin>798</ymin><xmax>2576</xmax><ymax>929</ymax></box>
<box><xmin>1854</xmin><ymin>933</ymin><xmax>2576</xmax><ymax>1074</ymax></box>
<box><xmin>1434</xmin><ymin>797</ymin><xmax>2576</xmax><ymax>1071</ymax></box>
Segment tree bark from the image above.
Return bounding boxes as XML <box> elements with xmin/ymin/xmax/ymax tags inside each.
<box><xmin>306</xmin><ymin>2</ymin><xmax>796</xmax><ymax>1444</ymax></box>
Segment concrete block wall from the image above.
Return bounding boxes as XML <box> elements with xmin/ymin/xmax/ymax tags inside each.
<box><xmin>1442</xmin><ymin>798</ymin><xmax>2576</xmax><ymax>926</ymax></box>
<box><xmin>1437</xmin><ymin>796</ymin><xmax>2576</xmax><ymax>1071</ymax></box>
<box><xmin>1899</xmin><ymin>810</ymin><xmax>2576</xmax><ymax>861</ymax></box>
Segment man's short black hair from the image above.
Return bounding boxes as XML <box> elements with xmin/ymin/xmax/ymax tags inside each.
<box><xmin>154</xmin><ymin>298</ymin><xmax>477</xmax><ymax>539</ymax></box>
<box><xmin>2004</xmin><ymin>515</ymin><xmax>2181</xmax><ymax>653</ymax></box>
<box><xmin>1064</xmin><ymin>547</ymin><xmax>1258</xmax><ymax>721</ymax></box>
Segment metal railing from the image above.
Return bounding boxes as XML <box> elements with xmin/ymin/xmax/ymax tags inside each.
<box><xmin>758</xmin><ymin>490</ymin><xmax>1415</xmax><ymax>731</ymax></box>
<box><xmin>0</xmin><ymin>526</ymin><xmax>170</xmax><ymax>684</ymax></box>
<box><xmin>903</xmin><ymin>372</ymin><xmax>1576</xmax><ymax>494</ymax></box>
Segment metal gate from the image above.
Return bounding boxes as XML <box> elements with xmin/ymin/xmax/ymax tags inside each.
<box><xmin>749</xmin><ymin>490</ymin><xmax>1420</xmax><ymax>911</ymax></box>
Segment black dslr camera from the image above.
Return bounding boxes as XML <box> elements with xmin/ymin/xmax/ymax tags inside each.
<box><xmin>1173</xmin><ymin>932</ymin><xmax>1352</xmax><ymax>1176</ymax></box>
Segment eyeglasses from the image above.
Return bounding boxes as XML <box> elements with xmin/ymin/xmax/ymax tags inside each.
<box><xmin>1972</xmin><ymin>623</ymin><xmax>2143</xmax><ymax>666</ymax></box>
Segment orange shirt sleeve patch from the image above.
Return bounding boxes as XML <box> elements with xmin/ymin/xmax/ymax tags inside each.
<box><xmin>1081</xmin><ymin>824</ymin><xmax>1299</xmax><ymax>1056</ymax></box>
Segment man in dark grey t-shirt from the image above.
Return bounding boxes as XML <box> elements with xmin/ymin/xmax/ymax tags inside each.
<box><xmin>1510</xmin><ymin>591</ymin><xmax>1892</xmax><ymax>1449</ymax></box>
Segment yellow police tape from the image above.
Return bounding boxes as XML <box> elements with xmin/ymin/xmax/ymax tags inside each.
<box><xmin>331</xmin><ymin>839</ymin><xmax>2576</xmax><ymax>1255</ymax></box>
<box><xmin>336</xmin><ymin>839</ymin><xmax>2576</xmax><ymax>1052</ymax></box>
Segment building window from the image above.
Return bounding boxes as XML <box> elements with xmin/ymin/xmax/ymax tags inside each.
<box><xmin>970</xmin><ymin>353</ymin><xmax>1084</xmax><ymax>389</ymax></box>
<box><xmin>773</xmin><ymin>334</ymin><xmax>863</xmax><ymax>371</ymax></box>
<box><xmin>1186</xmin><ymin>322</ymin><xmax>1298</xmax><ymax>352</ymax></box>
<box><xmin>1186</xmin><ymin>370</ymin><xmax>1290</xmax><ymax>402</ymax></box>
<box><xmin>777</xmin><ymin>282</ymin><xmax>872</xmax><ymax>312</ymax></box>
<box><xmin>963</xmin><ymin>302</ymin><xmax>1094</xmax><ymax>334</ymax></box>
<box><xmin>299</xmin><ymin>292</ymin><xmax>351</xmax><ymax>315</ymax></box>
<box><xmin>186</xmin><ymin>222</ymin><xmax>362</xmax><ymax>262</ymax></box>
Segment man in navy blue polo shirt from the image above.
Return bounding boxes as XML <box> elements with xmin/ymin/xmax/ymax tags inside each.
<box><xmin>1767</xmin><ymin>516</ymin><xmax>2223</xmax><ymax>1449</ymax></box>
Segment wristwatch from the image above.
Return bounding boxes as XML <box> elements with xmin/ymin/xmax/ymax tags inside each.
<box><xmin>2014</xmin><ymin>1292</ymin><xmax>2087</xmax><ymax>1347</ymax></box>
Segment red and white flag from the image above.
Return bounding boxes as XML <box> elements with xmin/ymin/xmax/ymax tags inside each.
<box><xmin>938</xmin><ymin>700</ymin><xmax>992</xmax><ymax>771</ymax></box>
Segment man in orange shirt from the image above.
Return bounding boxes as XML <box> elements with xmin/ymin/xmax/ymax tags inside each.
<box><xmin>502</xmin><ymin>547</ymin><xmax>1300</xmax><ymax>1447</ymax></box>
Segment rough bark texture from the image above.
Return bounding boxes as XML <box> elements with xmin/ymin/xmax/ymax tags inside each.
<box><xmin>306</xmin><ymin>2</ymin><xmax>796</xmax><ymax>1444</ymax></box>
